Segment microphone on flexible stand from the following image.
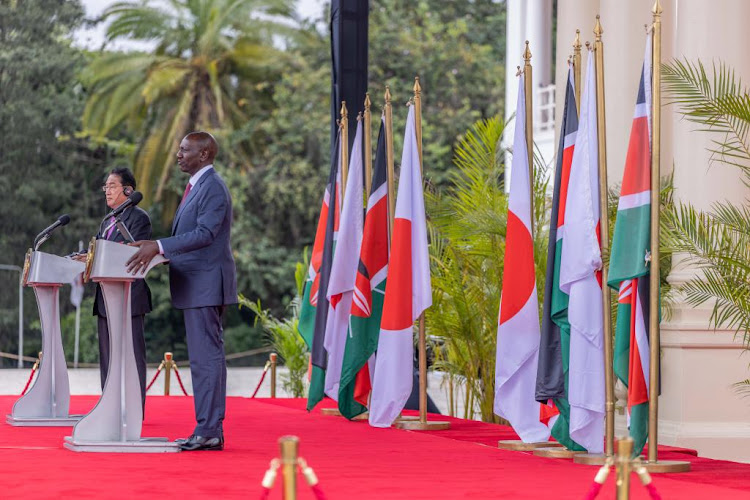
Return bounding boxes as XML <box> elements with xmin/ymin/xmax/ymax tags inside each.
<box><xmin>33</xmin><ymin>214</ymin><xmax>71</xmax><ymax>250</ymax></box>
<box><xmin>102</xmin><ymin>191</ymin><xmax>143</xmax><ymax>243</ymax></box>
<box><xmin>104</xmin><ymin>191</ymin><xmax>143</xmax><ymax>219</ymax></box>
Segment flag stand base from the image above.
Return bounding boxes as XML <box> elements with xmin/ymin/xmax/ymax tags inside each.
<box><xmin>497</xmin><ymin>440</ymin><xmax>561</xmax><ymax>451</ymax></box>
<box><xmin>640</xmin><ymin>460</ymin><xmax>691</xmax><ymax>473</ymax></box>
<box><xmin>394</xmin><ymin>420</ymin><xmax>450</xmax><ymax>431</ymax></box>
<box><xmin>574</xmin><ymin>453</ymin><xmax>611</xmax><ymax>465</ymax></box>
<box><xmin>320</xmin><ymin>408</ymin><xmax>342</xmax><ymax>416</ymax></box>
<box><xmin>395</xmin><ymin>415</ymin><xmax>419</xmax><ymax>422</ymax></box>
<box><xmin>534</xmin><ymin>447</ymin><xmax>585</xmax><ymax>458</ymax></box>
<box><xmin>320</xmin><ymin>408</ymin><xmax>370</xmax><ymax>421</ymax></box>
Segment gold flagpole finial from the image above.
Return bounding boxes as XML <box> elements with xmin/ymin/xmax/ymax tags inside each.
<box><xmin>573</xmin><ymin>29</ymin><xmax>582</xmax><ymax>51</ymax></box>
<box><xmin>384</xmin><ymin>86</ymin><xmax>392</xmax><ymax>104</ymax></box>
<box><xmin>652</xmin><ymin>0</ymin><xmax>663</xmax><ymax>15</ymax></box>
<box><xmin>364</xmin><ymin>92</ymin><xmax>371</xmax><ymax>110</ymax></box>
<box><xmin>340</xmin><ymin>101</ymin><xmax>348</xmax><ymax>122</ymax></box>
<box><xmin>523</xmin><ymin>40</ymin><xmax>532</xmax><ymax>63</ymax></box>
<box><xmin>594</xmin><ymin>15</ymin><xmax>603</xmax><ymax>40</ymax></box>
<box><xmin>413</xmin><ymin>76</ymin><xmax>422</xmax><ymax>95</ymax></box>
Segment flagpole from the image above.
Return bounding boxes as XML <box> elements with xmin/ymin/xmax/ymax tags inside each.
<box><xmin>340</xmin><ymin>101</ymin><xmax>349</xmax><ymax>199</ymax></box>
<box><xmin>593</xmin><ymin>15</ymin><xmax>616</xmax><ymax>458</ymax></box>
<box><xmin>364</xmin><ymin>93</ymin><xmax>373</xmax><ymax>200</ymax></box>
<box><xmin>523</xmin><ymin>41</ymin><xmax>534</xmax><ymax>234</ymax></box>
<box><xmin>647</xmin><ymin>0</ymin><xmax>663</xmax><ymax>466</ymax></box>
<box><xmin>414</xmin><ymin>77</ymin><xmax>428</xmax><ymax>425</ymax></box>
<box><xmin>573</xmin><ymin>30</ymin><xmax>582</xmax><ymax>114</ymax></box>
<box><xmin>384</xmin><ymin>87</ymin><xmax>395</xmax><ymax>245</ymax></box>
<box><xmin>394</xmin><ymin>77</ymin><xmax>449</xmax><ymax>431</ymax></box>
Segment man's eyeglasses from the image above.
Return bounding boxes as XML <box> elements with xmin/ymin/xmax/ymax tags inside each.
<box><xmin>102</xmin><ymin>184</ymin><xmax>123</xmax><ymax>192</ymax></box>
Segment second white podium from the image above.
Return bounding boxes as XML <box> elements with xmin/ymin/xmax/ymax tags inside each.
<box><xmin>64</xmin><ymin>239</ymin><xmax>179</xmax><ymax>453</ymax></box>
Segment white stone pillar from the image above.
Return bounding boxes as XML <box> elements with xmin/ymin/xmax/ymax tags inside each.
<box><xmin>660</xmin><ymin>0</ymin><xmax>750</xmax><ymax>462</ymax></box>
<box><xmin>554</xmin><ymin>0</ymin><xmax>598</xmax><ymax>141</ymax></box>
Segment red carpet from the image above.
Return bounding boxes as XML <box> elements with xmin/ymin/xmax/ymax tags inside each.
<box><xmin>1</xmin><ymin>395</ymin><xmax>749</xmax><ymax>499</ymax></box>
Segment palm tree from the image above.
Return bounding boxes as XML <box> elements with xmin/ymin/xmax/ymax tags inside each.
<box><xmin>81</xmin><ymin>0</ymin><xmax>294</xmax><ymax>205</ymax></box>
<box><xmin>662</xmin><ymin>59</ymin><xmax>750</xmax><ymax>391</ymax></box>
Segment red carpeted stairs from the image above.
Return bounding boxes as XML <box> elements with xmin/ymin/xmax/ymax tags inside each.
<box><xmin>1</xmin><ymin>396</ymin><xmax>749</xmax><ymax>499</ymax></box>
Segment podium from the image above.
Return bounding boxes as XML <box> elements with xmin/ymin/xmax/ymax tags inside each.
<box><xmin>64</xmin><ymin>239</ymin><xmax>179</xmax><ymax>453</ymax></box>
<box><xmin>7</xmin><ymin>250</ymin><xmax>85</xmax><ymax>426</ymax></box>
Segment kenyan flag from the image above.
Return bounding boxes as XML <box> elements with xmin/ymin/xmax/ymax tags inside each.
<box><xmin>338</xmin><ymin>118</ymin><xmax>389</xmax><ymax>419</ymax></box>
<box><xmin>608</xmin><ymin>35</ymin><xmax>652</xmax><ymax>457</ymax></box>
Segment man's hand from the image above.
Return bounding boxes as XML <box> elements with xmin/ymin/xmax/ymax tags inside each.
<box><xmin>126</xmin><ymin>240</ymin><xmax>160</xmax><ymax>275</ymax></box>
<box><xmin>71</xmin><ymin>253</ymin><xmax>87</xmax><ymax>262</ymax></box>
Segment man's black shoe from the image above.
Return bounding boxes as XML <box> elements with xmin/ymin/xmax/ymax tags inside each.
<box><xmin>175</xmin><ymin>435</ymin><xmax>195</xmax><ymax>445</ymax></box>
<box><xmin>179</xmin><ymin>435</ymin><xmax>224</xmax><ymax>451</ymax></box>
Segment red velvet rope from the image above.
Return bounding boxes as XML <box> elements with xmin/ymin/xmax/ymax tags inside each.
<box><xmin>645</xmin><ymin>482</ymin><xmax>662</xmax><ymax>500</ymax></box>
<box><xmin>20</xmin><ymin>366</ymin><xmax>37</xmax><ymax>396</ymax></box>
<box><xmin>145</xmin><ymin>366</ymin><xmax>163</xmax><ymax>391</ymax></box>
<box><xmin>250</xmin><ymin>367</ymin><xmax>269</xmax><ymax>398</ymax></box>
<box><xmin>310</xmin><ymin>483</ymin><xmax>327</xmax><ymax>500</ymax></box>
<box><xmin>583</xmin><ymin>481</ymin><xmax>603</xmax><ymax>500</ymax></box>
<box><xmin>172</xmin><ymin>365</ymin><xmax>189</xmax><ymax>396</ymax></box>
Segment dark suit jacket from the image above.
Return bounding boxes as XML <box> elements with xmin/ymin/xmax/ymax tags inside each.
<box><xmin>160</xmin><ymin>168</ymin><xmax>237</xmax><ymax>310</ymax></box>
<box><xmin>93</xmin><ymin>206</ymin><xmax>153</xmax><ymax>317</ymax></box>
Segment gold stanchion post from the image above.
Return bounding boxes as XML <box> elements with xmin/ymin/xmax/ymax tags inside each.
<box><xmin>163</xmin><ymin>352</ymin><xmax>173</xmax><ymax>396</ymax></box>
<box><xmin>615</xmin><ymin>437</ymin><xmax>634</xmax><ymax>500</ymax></box>
<box><xmin>270</xmin><ymin>352</ymin><xmax>277</xmax><ymax>398</ymax></box>
<box><xmin>279</xmin><ymin>435</ymin><xmax>299</xmax><ymax>500</ymax></box>
<box><xmin>394</xmin><ymin>78</ymin><xmax>450</xmax><ymax>431</ymax></box>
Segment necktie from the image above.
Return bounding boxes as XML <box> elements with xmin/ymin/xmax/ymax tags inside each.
<box><xmin>105</xmin><ymin>216</ymin><xmax>116</xmax><ymax>240</ymax></box>
<box><xmin>182</xmin><ymin>182</ymin><xmax>192</xmax><ymax>204</ymax></box>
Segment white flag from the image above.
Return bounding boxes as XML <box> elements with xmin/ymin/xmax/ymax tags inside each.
<box><xmin>559</xmin><ymin>53</ymin><xmax>605</xmax><ymax>454</ymax></box>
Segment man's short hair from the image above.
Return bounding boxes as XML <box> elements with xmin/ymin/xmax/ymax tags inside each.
<box><xmin>110</xmin><ymin>167</ymin><xmax>136</xmax><ymax>190</ymax></box>
<box><xmin>185</xmin><ymin>131</ymin><xmax>219</xmax><ymax>161</ymax></box>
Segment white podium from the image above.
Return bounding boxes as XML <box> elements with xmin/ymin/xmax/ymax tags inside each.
<box><xmin>7</xmin><ymin>250</ymin><xmax>85</xmax><ymax>426</ymax></box>
<box><xmin>64</xmin><ymin>239</ymin><xmax>179</xmax><ymax>453</ymax></box>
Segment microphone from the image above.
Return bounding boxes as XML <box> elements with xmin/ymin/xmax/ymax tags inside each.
<box><xmin>105</xmin><ymin>191</ymin><xmax>143</xmax><ymax>219</ymax></box>
<box><xmin>33</xmin><ymin>214</ymin><xmax>71</xmax><ymax>249</ymax></box>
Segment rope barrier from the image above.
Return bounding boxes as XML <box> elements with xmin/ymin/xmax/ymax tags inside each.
<box><xmin>20</xmin><ymin>355</ymin><xmax>41</xmax><ymax>395</ymax></box>
<box><xmin>299</xmin><ymin>457</ymin><xmax>326</xmax><ymax>500</ymax></box>
<box><xmin>172</xmin><ymin>365</ymin><xmax>189</xmax><ymax>396</ymax></box>
<box><xmin>145</xmin><ymin>361</ymin><xmax>164</xmax><ymax>391</ymax></box>
<box><xmin>259</xmin><ymin>459</ymin><xmax>280</xmax><ymax>500</ymax></box>
<box><xmin>250</xmin><ymin>361</ymin><xmax>271</xmax><ymax>398</ymax></box>
<box><xmin>583</xmin><ymin>458</ymin><xmax>612</xmax><ymax>500</ymax></box>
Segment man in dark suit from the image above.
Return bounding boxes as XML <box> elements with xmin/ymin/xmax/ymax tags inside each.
<box><xmin>127</xmin><ymin>132</ymin><xmax>237</xmax><ymax>452</ymax></box>
<box><xmin>76</xmin><ymin>167</ymin><xmax>152</xmax><ymax>410</ymax></box>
